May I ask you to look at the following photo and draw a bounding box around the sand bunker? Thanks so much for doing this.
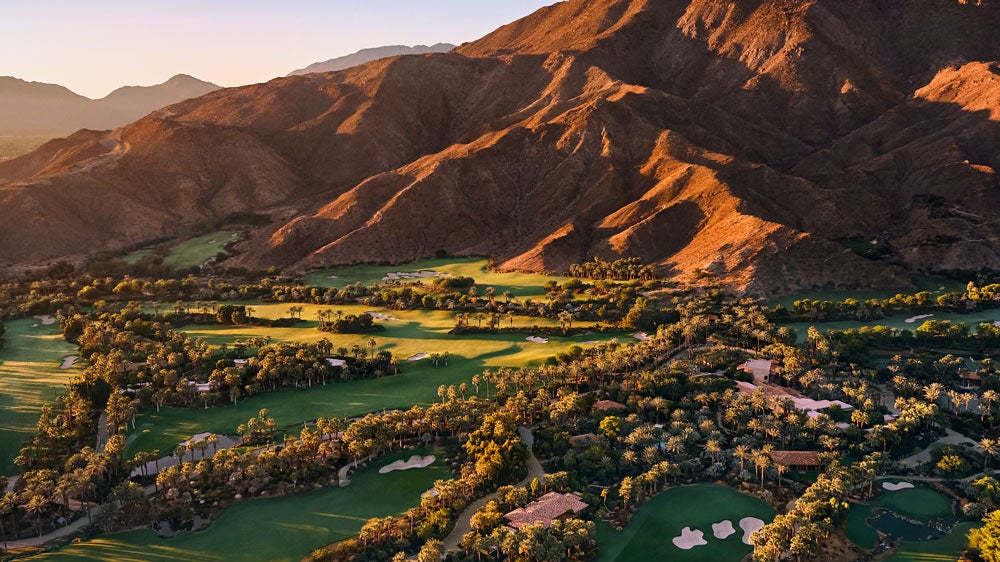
[326,358,347,368]
[60,355,78,369]
[407,353,429,361]
[525,336,548,344]
[672,527,707,549]
[33,315,56,325]
[580,341,598,345]
[366,311,399,321]
[904,314,934,324]
[382,270,453,282]
[882,481,915,491]
[327,275,340,279]
[740,517,765,545]
[379,455,436,474]
[712,520,736,539]
[633,332,650,341]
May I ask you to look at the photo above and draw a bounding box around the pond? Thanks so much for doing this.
[869,511,943,542]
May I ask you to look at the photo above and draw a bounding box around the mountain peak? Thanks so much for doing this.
[287,43,456,76]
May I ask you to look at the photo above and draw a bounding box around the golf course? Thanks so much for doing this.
[0,316,82,474]
[26,448,449,561]
[596,484,776,562]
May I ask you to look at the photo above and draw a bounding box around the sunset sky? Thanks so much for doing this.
[1,0,552,98]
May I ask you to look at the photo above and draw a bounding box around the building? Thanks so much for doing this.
[593,399,626,413]
[740,359,774,384]
[769,450,821,471]
[959,372,983,390]
[504,492,588,529]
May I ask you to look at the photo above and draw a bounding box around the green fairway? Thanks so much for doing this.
[163,231,240,269]
[596,484,776,562]
[886,521,981,562]
[27,448,449,562]
[880,486,953,523]
[303,257,576,298]
[0,317,82,474]
[846,482,954,549]
[128,302,626,456]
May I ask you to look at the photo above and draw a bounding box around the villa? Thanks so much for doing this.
[504,492,588,529]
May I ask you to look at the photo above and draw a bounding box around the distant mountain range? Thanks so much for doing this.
[288,44,455,76]
[0,74,220,136]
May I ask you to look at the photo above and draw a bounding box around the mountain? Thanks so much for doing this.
[0,74,219,136]
[288,44,456,76]
[2,0,1000,293]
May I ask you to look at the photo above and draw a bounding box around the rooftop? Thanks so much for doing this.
[504,492,588,529]
[769,450,821,467]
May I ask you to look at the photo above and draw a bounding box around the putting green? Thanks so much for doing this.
[128,302,625,456]
[0,317,82,474]
[25,448,449,562]
[302,258,576,298]
[886,521,982,562]
[164,231,240,269]
[846,483,954,549]
[596,484,776,562]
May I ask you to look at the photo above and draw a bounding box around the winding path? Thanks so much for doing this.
[442,426,543,551]
[899,428,982,468]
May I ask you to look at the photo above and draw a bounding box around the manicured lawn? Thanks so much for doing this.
[163,231,240,269]
[302,258,576,298]
[845,503,878,548]
[27,448,449,562]
[128,302,626,456]
[846,482,955,549]
[886,521,981,562]
[0,317,82,474]
[880,487,953,523]
[596,484,776,562]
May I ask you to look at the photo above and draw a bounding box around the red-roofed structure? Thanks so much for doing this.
[504,492,588,529]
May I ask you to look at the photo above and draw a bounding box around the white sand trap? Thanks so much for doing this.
[379,455,436,474]
[33,315,56,325]
[31,324,38,328]
[882,481,915,491]
[580,341,599,345]
[672,527,707,549]
[421,488,440,499]
[904,314,934,324]
[407,353,429,361]
[526,336,549,344]
[712,520,736,539]
[60,355,78,369]
[633,332,650,341]
[208,240,216,244]
[326,358,347,368]
[740,517,766,545]
[381,270,452,282]
[366,311,398,321]
[327,275,340,279]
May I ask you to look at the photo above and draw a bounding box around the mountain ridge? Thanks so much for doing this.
[0,74,219,136]
[287,44,456,76]
[2,0,999,293]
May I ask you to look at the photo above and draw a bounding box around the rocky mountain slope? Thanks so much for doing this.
[0,74,219,136]
[288,44,455,76]
[2,0,999,293]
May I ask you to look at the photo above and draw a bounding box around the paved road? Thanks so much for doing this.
[442,426,544,551]
[899,428,981,468]
[4,484,155,552]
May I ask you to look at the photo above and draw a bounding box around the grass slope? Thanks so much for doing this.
[303,258,575,298]
[596,484,776,562]
[128,302,626,456]
[27,448,448,562]
[163,231,240,269]
[886,521,982,562]
[846,483,955,549]
[0,317,82,474]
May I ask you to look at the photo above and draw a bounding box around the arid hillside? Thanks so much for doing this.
[2,0,999,293]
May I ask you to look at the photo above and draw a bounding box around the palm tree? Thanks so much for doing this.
[367,337,377,360]
[981,438,999,470]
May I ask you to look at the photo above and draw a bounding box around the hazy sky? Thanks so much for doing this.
[1,1,553,99]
